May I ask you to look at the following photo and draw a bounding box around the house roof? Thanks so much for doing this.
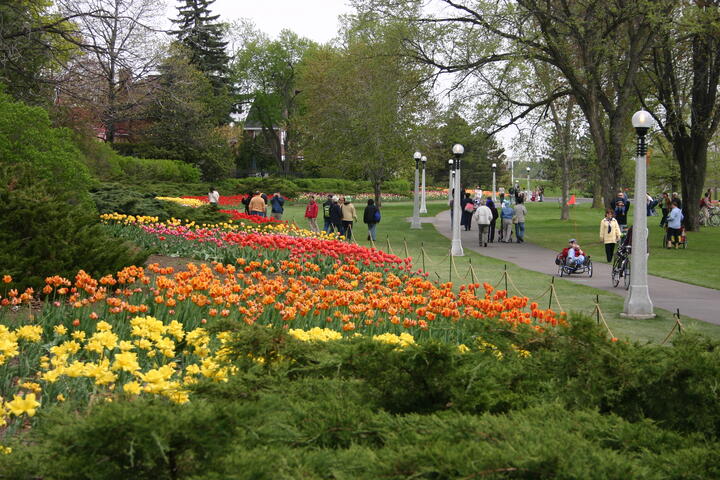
[243,101,282,131]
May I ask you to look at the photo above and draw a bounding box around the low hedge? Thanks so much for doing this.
[3,317,720,479]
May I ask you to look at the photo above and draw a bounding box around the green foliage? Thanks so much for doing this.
[219,177,301,199]
[0,181,148,290]
[91,183,231,224]
[4,319,720,479]
[79,138,201,183]
[0,89,92,201]
[0,92,145,289]
[292,178,411,196]
[142,45,234,180]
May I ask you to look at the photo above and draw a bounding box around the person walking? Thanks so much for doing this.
[613,198,628,228]
[472,200,492,247]
[322,194,333,233]
[513,197,527,243]
[270,192,285,220]
[461,192,474,231]
[242,190,252,214]
[671,192,682,209]
[363,199,380,242]
[500,200,514,243]
[487,198,498,243]
[328,196,343,234]
[208,186,220,210]
[659,192,671,227]
[248,191,266,217]
[340,196,358,240]
[599,209,622,262]
[304,195,319,232]
[666,199,684,248]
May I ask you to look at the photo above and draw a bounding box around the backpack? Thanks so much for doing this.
[323,203,331,218]
[464,202,475,212]
[373,209,381,222]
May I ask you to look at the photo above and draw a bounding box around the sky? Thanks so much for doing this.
[166,0,355,44]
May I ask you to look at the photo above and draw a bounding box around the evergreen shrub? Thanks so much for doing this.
[78,137,201,183]
[91,183,231,223]
[4,319,720,479]
[0,92,147,289]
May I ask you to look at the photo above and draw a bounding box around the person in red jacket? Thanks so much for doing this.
[559,239,585,268]
[304,195,319,232]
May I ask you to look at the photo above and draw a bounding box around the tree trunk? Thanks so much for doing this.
[560,161,570,220]
[675,136,709,231]
[373,180,382,208]
[584,104,618,207]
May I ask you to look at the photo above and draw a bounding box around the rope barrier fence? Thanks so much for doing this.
[377,237,686,345]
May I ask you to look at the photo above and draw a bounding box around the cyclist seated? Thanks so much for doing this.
[560,239,585,268]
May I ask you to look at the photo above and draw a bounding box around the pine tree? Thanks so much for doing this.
[170,0,230,90]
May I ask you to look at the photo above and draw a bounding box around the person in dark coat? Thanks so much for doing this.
[322,194,333,233]
[363,199,380,241]
[328,195,343,234]
[487,198,498,243]
[461,192,474,231]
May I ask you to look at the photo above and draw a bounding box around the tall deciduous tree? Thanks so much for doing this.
[356,0,673,206]
[143,45,233,180]
[232,26,313,174]
[297,16,433,204]
[58,0,164,143]
[640,1,720,230]
[0,0,79,104]
[171,0,230,91]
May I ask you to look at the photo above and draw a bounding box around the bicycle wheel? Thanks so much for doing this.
[709,213,720,227]
[624,261,631,290]
[587,260,593,278]
[611,258,622,287]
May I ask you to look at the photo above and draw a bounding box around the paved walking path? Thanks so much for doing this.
[432,210,720,325]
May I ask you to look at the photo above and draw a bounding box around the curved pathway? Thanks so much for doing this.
[432,210,720,325]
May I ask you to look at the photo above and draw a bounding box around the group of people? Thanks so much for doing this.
[240,191,286,220]
[456,190,528,246]
[303,194,381,241]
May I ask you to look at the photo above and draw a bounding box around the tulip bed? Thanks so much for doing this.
[101,213,414,275]
[0,255,560,442]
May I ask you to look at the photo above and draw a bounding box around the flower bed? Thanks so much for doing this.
[0,263,560,432]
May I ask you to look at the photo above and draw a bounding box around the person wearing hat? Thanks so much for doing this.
[340,195,357,239]
[329,195,343,234]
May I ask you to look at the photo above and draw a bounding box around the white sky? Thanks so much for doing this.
[165,0,355,44]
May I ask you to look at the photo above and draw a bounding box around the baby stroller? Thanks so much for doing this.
[661,225,688,249]
[555,252,593,277]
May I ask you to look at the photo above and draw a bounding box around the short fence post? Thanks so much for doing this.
[504,264,508,292]
[548,277,555,310]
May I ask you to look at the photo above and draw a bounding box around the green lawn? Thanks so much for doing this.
[518,201,720,290]
[278,199,720,343]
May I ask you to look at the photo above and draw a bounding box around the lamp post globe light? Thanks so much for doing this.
[491,163,497,203]
[411,151,422,229]
[623,110,655,319]
[448,159,454,204]
[526,166,531,193]
[420,156,428,214]
[451,144,465,256]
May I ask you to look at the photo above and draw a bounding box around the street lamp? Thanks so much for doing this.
[448,159,454,204]
[491,163,497,203]
[623,110,655,318]
[411,151,422,229]
[451,144,464,256]
[420,156,428,213]
[526,166,531,193]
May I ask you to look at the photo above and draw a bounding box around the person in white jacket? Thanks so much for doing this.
[472,201,493,247]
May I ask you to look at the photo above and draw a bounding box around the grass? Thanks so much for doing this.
[275,199,720,343]
[522,201,720,290]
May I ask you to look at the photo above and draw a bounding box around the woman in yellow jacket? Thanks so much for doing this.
[600,209,622,262]
[340,196,358,240]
